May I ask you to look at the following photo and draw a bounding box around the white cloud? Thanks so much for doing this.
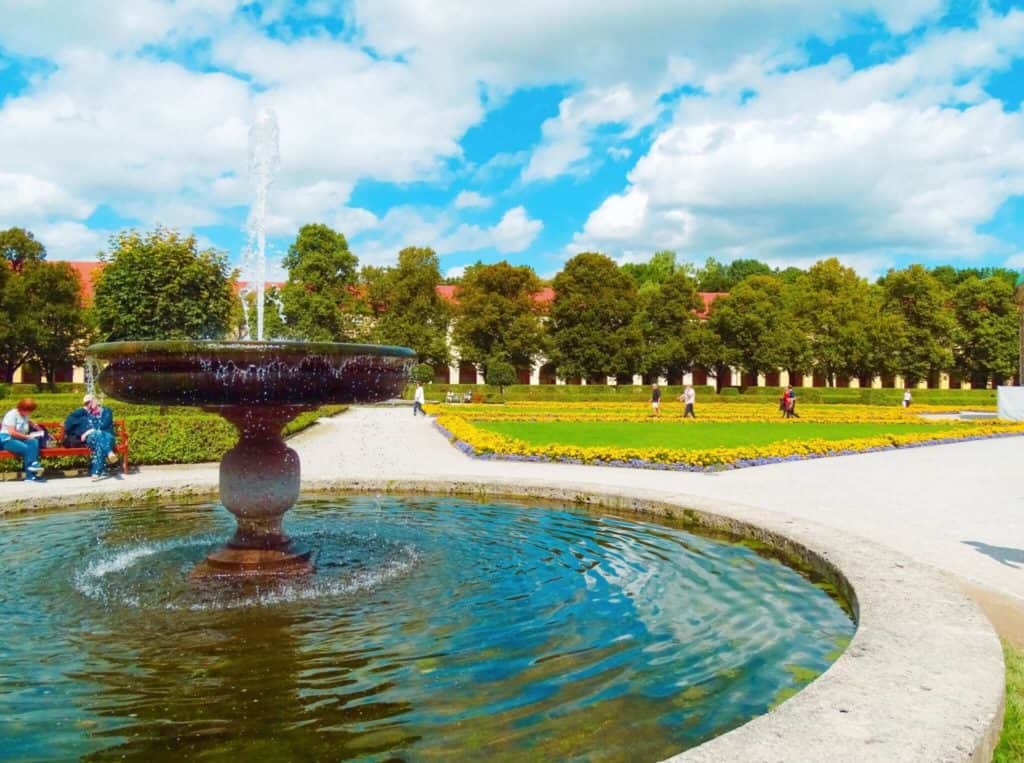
[570,11,1024,266]
[439,206,542,254]
[1005,253,1024,271]
[445,265,466,279]
[34,221,108,260]
[0,172,93,221]
[453,190,492,209]
[607,146,632,161]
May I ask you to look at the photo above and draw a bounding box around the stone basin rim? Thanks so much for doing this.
[0,477,1005,762]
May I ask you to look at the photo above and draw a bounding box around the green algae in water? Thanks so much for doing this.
[0,496,855,761]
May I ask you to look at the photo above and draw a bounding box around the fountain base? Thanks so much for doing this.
[191,542,313,578]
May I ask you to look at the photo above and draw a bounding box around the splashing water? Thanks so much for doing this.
[239,108,281,341]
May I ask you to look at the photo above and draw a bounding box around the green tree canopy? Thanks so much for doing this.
[951,276,1019,387]
[369,246,450,365]
[697,257,773,291]
[20,261,93,389]
[280,223,362,342]
[0,256,30,382]
[636,269,705,379]
[549,252,641,380]
[484,358,516,393]
[620,250,682,290]
[792,258,872,385]
[878,265,955,385]
[94,227,234,341]
[707,274,801,381]
[0,227,46,272]
[451,261,547,371]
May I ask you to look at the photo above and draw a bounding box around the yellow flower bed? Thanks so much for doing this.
[433,410,1024,469]
[427,401,979,425]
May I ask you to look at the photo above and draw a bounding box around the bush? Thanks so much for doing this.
[410,363,435,385]
[484,360,516,392]
[719,387,740,396]
[0,405,346,473]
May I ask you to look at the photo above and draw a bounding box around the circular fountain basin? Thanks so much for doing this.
[87,340,416,407]
[0,495,853,761]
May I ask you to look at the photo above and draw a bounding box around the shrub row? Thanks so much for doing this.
[0,383,86,397]
[0,406,345,474]
[406,382,999,406]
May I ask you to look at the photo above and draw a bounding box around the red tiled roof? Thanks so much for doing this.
[696,291,727,319]
[435,283,555,306]
[64,261,104,305]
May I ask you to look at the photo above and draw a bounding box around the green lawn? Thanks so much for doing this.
[475,421,962,449]
[997,640,1024,761]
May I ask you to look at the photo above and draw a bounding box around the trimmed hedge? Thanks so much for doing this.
[407,382,1000,406]
[0,405,346,473]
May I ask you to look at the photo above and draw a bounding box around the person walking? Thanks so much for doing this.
[63,394,116,480]
[1,398,46,482]
[902,388,912,408]
[783,386,800,419]
[650,384,662,417]
[412,382,426,417]
[679,385,696,419]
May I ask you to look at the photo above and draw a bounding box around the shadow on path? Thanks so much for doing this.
[964,540,1024,569]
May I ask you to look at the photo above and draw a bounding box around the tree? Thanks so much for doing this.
[707,275,797,382]
[410,362,435,384]
[20,261,92,389]
[484,358,516,394]
[549,252,641,381]
[280,223,363,342]
[636,269,705,380]
[792,259,872,385]
[94,228,234,341]
[620,250,681,290]
[369,247,450,365]
[877,265,955,385]
[951,276,1019,387]
[696,257,774,291]
[451,261,547,372]
[0,227,46,272]
[0,262,31,382]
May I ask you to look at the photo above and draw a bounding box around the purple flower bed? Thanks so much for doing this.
[431,420,1024,473]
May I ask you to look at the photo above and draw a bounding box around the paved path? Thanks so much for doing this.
[5,407,1023,608]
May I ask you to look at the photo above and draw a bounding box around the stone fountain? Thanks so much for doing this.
[87,340,414,576]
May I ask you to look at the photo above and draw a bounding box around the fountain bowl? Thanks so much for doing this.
[86,340,417,578]
[87,340,416,408]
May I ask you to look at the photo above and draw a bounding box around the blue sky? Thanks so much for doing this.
[1,0,1023,280]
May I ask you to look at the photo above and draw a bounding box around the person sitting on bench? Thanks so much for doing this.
[1,398,46,482]
[64,394,116,481]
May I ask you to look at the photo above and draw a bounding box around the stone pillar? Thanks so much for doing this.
[530,363,541,386]
[779,370,790,386]
[683,372,693,385]
[939,373,950,390]
[657,376,669,386]
[556,377,566,386]
[803,374,814,388]
[580,378,587,386]
[849,377,861,388]
[633,374,643,386]
[607,376,617,386]
[476,367,485,385]
[73,365,85,383]
[756,373,766,387]
[449,364,460,384]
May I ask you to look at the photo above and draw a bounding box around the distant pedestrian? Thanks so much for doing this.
[679,385,696,419]
[902,389,912,408]
[783,386,800,419]
[651,384,662,417]
[413,382,426,417]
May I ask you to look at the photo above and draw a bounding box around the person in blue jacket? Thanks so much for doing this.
[64,394,116,481]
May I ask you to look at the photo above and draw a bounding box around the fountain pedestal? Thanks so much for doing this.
[193,405,314,577]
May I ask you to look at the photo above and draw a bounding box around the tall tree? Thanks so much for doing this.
[878,265,955,385]
[636,269,705,380]
[0,227,46,272]
[21,261,92,389]
[951,276,1019,387]
[707,275,798,381]
[280,223,362,342]
[549,252,641,381]
[696,257,774,291]
[792,258,872,385]
[620,250,681,290]
[451,261,546,372]
[0,261,31,382]
[94,228,234,341]
[369,247,450,365]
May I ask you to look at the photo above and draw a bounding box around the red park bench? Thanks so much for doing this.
[0,419,130,475]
